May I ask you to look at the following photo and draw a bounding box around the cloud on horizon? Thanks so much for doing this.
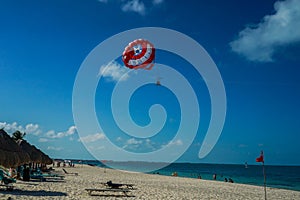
[47,146,63,151]
[45,126,77,139]
[0,121,41,135]
[167,139,183,146]
[0,121,82,158]
[120,137,158,151]
[230,0,300,62]
[38,138,52,143]
[0,121,78,142]
[79,133,106,143]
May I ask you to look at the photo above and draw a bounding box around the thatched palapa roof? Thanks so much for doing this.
[0,129,31,168]
[17,139,53,165]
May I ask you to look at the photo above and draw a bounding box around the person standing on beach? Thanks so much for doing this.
[213,174,217,180]
[8,168,17,179]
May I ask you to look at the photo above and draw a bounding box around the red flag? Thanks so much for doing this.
[256,151,264,163]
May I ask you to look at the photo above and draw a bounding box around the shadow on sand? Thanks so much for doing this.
[90,193,135,198]
[0,189,67,197]
[28,179,66,183]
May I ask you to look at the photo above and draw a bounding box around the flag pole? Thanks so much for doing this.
[262,161,267,200]
[256,150,267,200]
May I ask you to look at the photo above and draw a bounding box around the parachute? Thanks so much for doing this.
[122,39,155,70]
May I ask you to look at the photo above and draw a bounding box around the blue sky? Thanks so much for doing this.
[1,0,300,165]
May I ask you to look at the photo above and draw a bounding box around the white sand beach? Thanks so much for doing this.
[1,164,300,200]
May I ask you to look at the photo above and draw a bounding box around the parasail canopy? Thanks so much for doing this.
[122,39,155,70]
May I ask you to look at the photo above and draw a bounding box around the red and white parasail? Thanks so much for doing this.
[122,39,155,70]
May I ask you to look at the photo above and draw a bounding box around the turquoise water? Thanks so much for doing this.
[152,163,300,191]
[77,160,300,192]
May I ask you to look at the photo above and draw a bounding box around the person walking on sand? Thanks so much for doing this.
[213,174,217,180]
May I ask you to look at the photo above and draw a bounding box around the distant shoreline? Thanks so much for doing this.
[52,160,300,192]
[54,159,300,167]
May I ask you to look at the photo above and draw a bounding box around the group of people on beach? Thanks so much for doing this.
[224,177,234,183]
[53,160,75,168]
[213,173,234,183]
[168,172,234,183]
[0,167,16,185]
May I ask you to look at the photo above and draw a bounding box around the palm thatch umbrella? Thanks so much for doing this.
[16,139,53,165]
[35,148,53,165]
[0,129,31,168]
[41,153,53,165]
[16,139,43,163]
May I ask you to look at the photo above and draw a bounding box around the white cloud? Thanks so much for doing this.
[45,126,77,139]
[144,138,156,151]
[47,146,63,151]
[0,122,19,132]
[99,61,130,82]
[121,0,146,15]
[230,0,300,62]
[98,0,164,15]
[66,126,76,136]
[25,123,41,135]
[122,138,143,150]
[121,138,158,151]
[79,133,105,143]
[152,0,164,5]
[0,121,41,135]
[168,139,183,146]
[38,138,50,143]
[1,121,78,144]
[45,130,56,138]
[88,145,105,151]
[127,138,143,145]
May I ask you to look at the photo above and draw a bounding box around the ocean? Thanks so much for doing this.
[76,160,300,192]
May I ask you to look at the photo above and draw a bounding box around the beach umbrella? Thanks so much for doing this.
[0,129,31,168]
[38,149,53,165]
[16,139,53,165]
[16,139,43,163]
[31,145,53,165]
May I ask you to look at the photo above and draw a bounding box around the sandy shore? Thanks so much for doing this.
[1,164,300,200]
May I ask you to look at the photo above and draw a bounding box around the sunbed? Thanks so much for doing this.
[62,168,78,176]
[85,180,135,196]
[85,188,131,196]
[0,169,15,190]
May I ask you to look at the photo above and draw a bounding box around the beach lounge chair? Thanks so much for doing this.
[105,180,135,189]
[62,168,78,176]
[33,169,64,180]
[85,180,135,196]
[0,169,15,190]
[29,174,46,182]
[85,188,131,196]
[40,172,64,180]
[0,182,14,191]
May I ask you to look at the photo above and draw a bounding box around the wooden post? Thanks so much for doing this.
[262,162,267,200]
